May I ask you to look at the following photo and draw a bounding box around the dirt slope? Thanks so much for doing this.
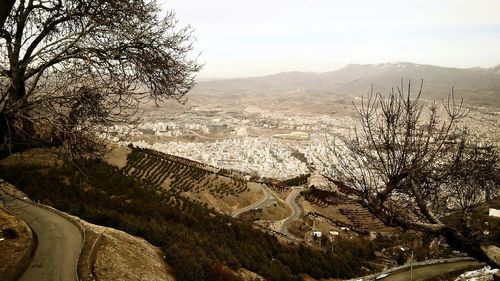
[0,205,33,281]
[75,218,176,281]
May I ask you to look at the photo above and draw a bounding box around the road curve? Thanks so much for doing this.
[231,184,274,218]
[3,193,83,281]
[378,260,481,281]
[280,188,302,237]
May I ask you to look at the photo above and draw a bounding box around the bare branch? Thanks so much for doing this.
[326,80,499,266]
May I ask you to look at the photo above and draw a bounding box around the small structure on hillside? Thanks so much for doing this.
[312,231,322,238]
[489,208,500,218]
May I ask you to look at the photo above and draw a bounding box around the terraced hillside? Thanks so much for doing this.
[302,186,388,233]
[121,146,259,213]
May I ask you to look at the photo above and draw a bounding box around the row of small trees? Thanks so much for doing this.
[124,147,248,198]
[280,173,311,187]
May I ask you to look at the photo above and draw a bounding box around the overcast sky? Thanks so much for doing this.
[158,0,500,79]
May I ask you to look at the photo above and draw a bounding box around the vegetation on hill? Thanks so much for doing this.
[0,159,375,281]
[124,146,248,199]
[264,174,311,193]
[280,174,311,187]
[301,187,387,232]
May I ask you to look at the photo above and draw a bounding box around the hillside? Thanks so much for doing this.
[75,218,175,281]
[1,182,175,281]
[113,145,263,214]
[186,62,500,109]
[0,157,376,281]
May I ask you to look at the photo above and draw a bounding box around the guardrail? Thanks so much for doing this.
[346,257,477,281]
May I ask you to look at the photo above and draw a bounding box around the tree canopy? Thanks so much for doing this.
[0,0,200,158]
[326,81,500,267]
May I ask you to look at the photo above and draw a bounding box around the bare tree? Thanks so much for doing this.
[326,80,499,267]
[0,0,200,158]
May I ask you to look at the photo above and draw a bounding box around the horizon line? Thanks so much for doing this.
[196,61,500,81]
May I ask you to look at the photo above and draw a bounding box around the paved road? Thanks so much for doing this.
[378,260,481,281]
[3,193,83,281]
[232,184,274,218]
[280,188,302,237]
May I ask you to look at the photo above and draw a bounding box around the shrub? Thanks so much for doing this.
[2,227,18,239]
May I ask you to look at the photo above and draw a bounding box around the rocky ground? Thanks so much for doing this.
[454,266,499,281]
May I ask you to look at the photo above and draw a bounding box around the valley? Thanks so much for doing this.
[1,62,499,281]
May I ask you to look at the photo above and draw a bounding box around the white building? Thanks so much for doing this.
[489,208,500,218]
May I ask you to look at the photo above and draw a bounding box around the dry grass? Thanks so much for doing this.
[300,197,351,224]
[288,217,310,238]
[220,182,264,212]
[269,187,291,201]
[185,182,263,215]
[0,148,61,167]
[103,145,131,169]
[261,200,291,221]
[237,268,265,280]
[0,206,33,281]
[75,218,176,281]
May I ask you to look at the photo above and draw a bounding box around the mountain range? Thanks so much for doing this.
[188,62,500,108]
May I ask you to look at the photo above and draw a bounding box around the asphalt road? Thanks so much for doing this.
[3,194,83,281]
[378,260,481,281]
[231,184,274,218]
[280,188,302,237]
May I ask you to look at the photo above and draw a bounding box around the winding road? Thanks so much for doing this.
[231,184,274,218]
[231,184,304,240]
[279,188,303,237]
[2,191,83,281]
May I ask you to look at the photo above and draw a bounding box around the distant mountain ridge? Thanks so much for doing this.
[190,62,500,107]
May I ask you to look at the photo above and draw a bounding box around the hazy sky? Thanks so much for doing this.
[159,0,500,78]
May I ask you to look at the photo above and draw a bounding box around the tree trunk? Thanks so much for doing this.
[7,70,26,110]
[0,74,36,159]
[442,226,500,268]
